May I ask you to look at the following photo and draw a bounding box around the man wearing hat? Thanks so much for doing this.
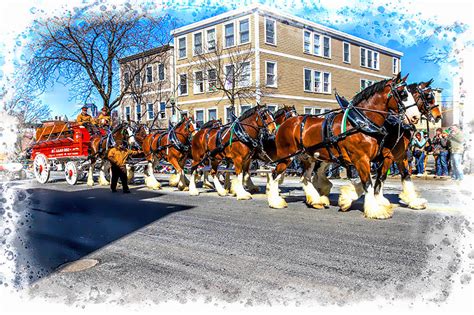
[107,141,142,193]
[76,106,94,125]
[96,107,111,128]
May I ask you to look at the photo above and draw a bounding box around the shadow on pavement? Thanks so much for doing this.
[13,186,193,286]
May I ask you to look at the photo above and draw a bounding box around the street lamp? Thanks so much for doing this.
[169,97,178,125]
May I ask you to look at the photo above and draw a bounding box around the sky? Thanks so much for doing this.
[0,0,472,117]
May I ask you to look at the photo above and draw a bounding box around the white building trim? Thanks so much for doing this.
[266,93,338,103]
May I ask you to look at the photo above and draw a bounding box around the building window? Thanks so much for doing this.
[179,74,187,95]
[239,19,249,44]
[343,42,350,63]
[134,71,140,87]
[305,107,328,115]
[124,72,130,87]
[323,36,331,58]
[224,22,235,48]
[225,106,234,123]
[360,48,366,67]
[146,66,153,83]
[178,37,186,59]
[239,62,251,87]
[207,69,217,92]
[360,79,375,90]
[373,52,379,69]
[158,64,165,81]
[265,18,276,45]
[158,102,166,119]
[304,107,313,115]
[314,71,321,93]
[313,33,320,55]
[208,108,217,121]
[194,70,204,94]
[392,57,399,74]
[224,64,235,89]
[323,72,331,93]
[195,109,204,128]
[125,106,131,121]
[240,105,251,115]
[207,28,216,52]
[304,30,311,53]
[193,32,203,55]
[265,61,277,87]
[367,50,373,69]
[147,103,154,120]
[304,69,312,92]
[136,104,141,121]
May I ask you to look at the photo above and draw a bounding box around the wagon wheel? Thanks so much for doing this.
[64,161,80,185]
[33,154,50,184]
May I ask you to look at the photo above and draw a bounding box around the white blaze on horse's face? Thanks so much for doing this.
[127,125,137,146]
[403,86,421,124]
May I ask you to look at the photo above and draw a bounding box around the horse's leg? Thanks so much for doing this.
[338,165,365,211]
[313,161,332,207]
[233,156,252,200]
[398,160,427,209]
[144,157,161,189]
[188,163,200,196]
[267,160,289,208]
[169,156,188,191]
[87,160,95,186]
[244,171,260,194]
[169,171,180,187]
[224,172,232,192]
[373,158,393,211]
[211,160,228,196]
[300,158,326,209]
[202,169,214,189]
[98,161,110,186]
[354,157,393,219]
[126,164,134,184]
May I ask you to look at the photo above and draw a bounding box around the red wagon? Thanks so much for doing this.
[30,121,102,185]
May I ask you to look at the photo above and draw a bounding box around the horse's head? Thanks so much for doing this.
[274,105,298,126]
[255,105,277,134]
[387,72,421,125]
[409,79,442,124]
[175,115,197,137]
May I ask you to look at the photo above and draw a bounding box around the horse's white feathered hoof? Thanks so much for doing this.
[269,196,288,209]
[408,198,427,210]
[98,177,109,186]
[319,195,330,207]
[376,195,391,207]
[338,185,358,211]
[145,176,161,190]
[169,174,179,187]
[364,202,394,220]
[217,189,228,197]
[237,192,252,200]
[189,188,200,196]
[87,179,94,186]
[306,195,324,209]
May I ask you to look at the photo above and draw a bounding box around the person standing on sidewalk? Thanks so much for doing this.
[411,131,428,176]
[448,125,465,181]
[107,143,142,193]
[432,128,450,178]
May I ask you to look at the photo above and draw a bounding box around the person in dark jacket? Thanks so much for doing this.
[432,128,450,177]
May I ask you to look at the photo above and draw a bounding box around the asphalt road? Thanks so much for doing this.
[3,174,473,308]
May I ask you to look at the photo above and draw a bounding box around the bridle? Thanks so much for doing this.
[416,86,439,122]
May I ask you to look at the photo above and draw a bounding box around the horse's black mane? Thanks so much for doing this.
[352,79,389,106]
[238,105,261,121]
[407,82,418,93]
[274,105,294,118]
[200,119,220,129]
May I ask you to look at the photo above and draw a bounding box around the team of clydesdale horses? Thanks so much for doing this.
[87,72,442,220]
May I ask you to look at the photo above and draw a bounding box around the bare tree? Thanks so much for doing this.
[25,5,172,112]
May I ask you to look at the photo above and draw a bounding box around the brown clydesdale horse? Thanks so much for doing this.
[188,105,276,199]
[140,116,196,190]
[86,122,138,186]
[266,73,420,219]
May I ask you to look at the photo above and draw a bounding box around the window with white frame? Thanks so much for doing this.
[392,57,399,74]
[147,103,154,120]
[159,102,166,119]
[179,74,188,95]
[360,47,379,69]
[207,28,216,52]
[265,18,276,45]
[239,62,251,87]
[314,70,321,93]
[224,64,235,89]
[178,37,186,59]
[194,70,204,94]
[146,66,153,83]
[304,69,312,92]
[225,106,234,123]
[265,61,277,87]
[134,71,140,87]
[208,108,217,121]
[124,72,130,87]
[207,68,217,92]
[323,72,331,93]
[305,107,328,115]
[239,19,249,44]
[304,30,311,53]
[158,63,165,81]
[195,109,204,128]
[267,105,278,113]
[343,42,351,63]
[193,32,203,55]
[125,106,131,121]
[323,36,331,58]
[240,105,251,115]
[313,33,320,55]
[360,79,375,90]
[136,104,142,121]
[224,23,235,48]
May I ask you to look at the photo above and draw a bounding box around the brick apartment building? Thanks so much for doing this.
[119,4,404,127]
